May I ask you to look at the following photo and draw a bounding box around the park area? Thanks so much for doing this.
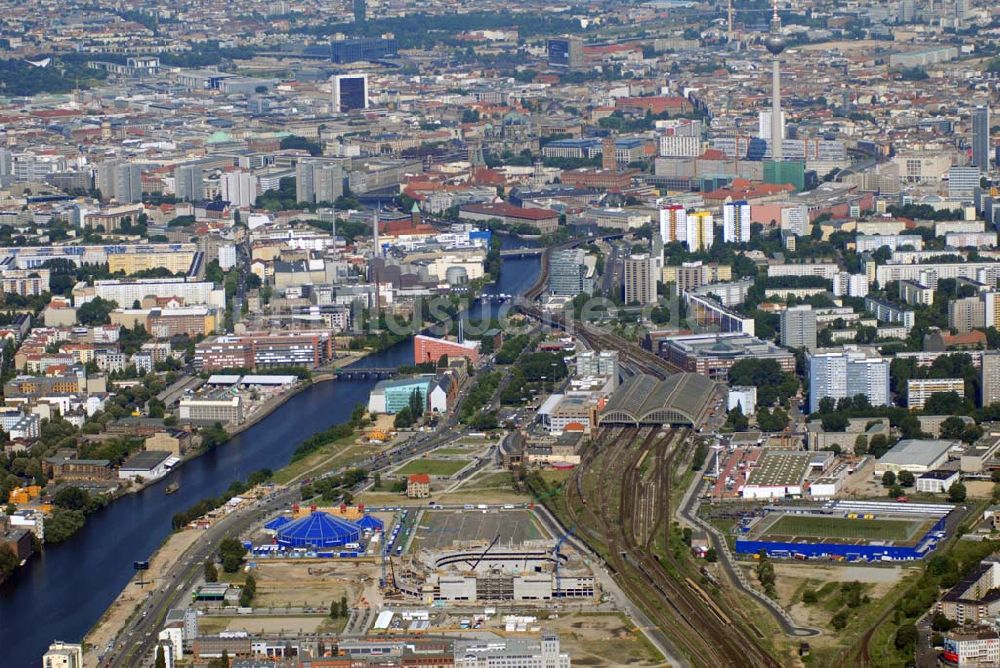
[761,514,926,544]
[395,458,469,477]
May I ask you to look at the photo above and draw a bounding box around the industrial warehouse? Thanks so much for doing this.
[598,373,720,428]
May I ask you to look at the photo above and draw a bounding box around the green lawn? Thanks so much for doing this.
[765,515,919,542]
[432,447,474,456]
[395,459,469,477]
[467,471,515,489]
[271,433,360,485]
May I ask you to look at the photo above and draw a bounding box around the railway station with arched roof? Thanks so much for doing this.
[598,373,720,428]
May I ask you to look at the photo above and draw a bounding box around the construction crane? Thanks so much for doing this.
[469,532,501,571]
[552,527,575,597]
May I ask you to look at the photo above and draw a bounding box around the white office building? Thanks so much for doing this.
[218,245,237,271]
[728,386,757,415]
[43,642,83,668]
[220,169,258,208]
[454,633,571,668]
[576,350,620,380]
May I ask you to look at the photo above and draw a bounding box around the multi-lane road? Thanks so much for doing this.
[105,489,298,667]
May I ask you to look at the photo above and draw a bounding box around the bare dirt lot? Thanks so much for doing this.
[250,560,379,610]
[540,611,666,667]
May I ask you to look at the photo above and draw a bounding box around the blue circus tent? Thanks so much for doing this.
[276,511,362,548]
[356,514,384,532]
[264,515,292,531]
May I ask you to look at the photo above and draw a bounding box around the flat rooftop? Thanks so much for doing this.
[747,451,811,488]
[879,439,954,467]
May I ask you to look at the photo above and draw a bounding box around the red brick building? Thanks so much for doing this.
[458,202,560,234]
[559,168,636,191]
[413,335,480,366]
[614,96,693,116]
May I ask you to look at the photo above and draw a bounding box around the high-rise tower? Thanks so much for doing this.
[973,106,991,175]
[765,1,786,162]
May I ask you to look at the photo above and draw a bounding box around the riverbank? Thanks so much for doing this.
[82,421,375,664]
[122,352,368,492]
[82,529,203,667]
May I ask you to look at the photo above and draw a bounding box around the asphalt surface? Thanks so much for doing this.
[601,243,622,298]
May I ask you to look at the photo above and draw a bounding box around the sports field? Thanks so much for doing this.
[395,458,468,477]
[763,515,922,542]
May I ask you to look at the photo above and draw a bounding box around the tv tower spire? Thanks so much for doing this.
[765,0,786,161]
[727,0,734,43]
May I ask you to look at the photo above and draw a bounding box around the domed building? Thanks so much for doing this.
[276,511,362,548]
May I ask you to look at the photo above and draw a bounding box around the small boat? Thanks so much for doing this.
[165,482,180,495]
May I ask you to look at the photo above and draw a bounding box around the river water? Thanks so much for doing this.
[0,248,539,665]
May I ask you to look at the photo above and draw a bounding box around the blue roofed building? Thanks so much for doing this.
[276,511,362,548]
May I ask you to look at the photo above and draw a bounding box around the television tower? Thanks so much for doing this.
[727,0,734,43]
[765,0,786,161]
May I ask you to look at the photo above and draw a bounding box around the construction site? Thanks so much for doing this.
[384,508,595,603]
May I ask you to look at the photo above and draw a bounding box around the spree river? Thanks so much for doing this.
[1,248,539,666]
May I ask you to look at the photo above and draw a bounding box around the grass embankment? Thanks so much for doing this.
[394,459,469,477]
[271,433,362,485]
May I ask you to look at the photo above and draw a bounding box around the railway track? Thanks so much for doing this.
[515,303,682,379]
[561,427,780,667]
[517,243,683,379]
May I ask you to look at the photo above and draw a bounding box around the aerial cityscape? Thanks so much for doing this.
[2,0,1000,666]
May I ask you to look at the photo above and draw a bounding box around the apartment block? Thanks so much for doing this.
[807,346,890,413]
[685,211,714,251]
[662,261,731,292]
[780,305,817,350]
[722,200,751,243]
[832,272,869,298]
[898,280,933,306]
[907,378,965,411]
[624,255,657,305]
[767,263,840,280]
[982,351,1000,407]
[949,296,985,333]
[683,293,755,336]
[658,204,687,244]
[865,297,916,331]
